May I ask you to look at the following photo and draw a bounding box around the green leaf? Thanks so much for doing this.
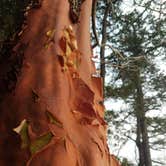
[45,111,63,128]
[30,132,53,155]
[13,119,29,149]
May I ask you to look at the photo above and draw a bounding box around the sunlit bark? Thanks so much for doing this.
[0,0,120,165]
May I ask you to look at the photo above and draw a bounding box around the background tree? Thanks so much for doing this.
[100,0,166,165]
[91,0,166,165]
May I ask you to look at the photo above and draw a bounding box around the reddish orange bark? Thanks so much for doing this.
[0,0,120,165]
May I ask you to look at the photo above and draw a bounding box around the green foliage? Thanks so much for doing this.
[105,83,135,99]
[0,0,31,62]
[95,0,166,164]
[121,158,135,166]
[30,132,53,155]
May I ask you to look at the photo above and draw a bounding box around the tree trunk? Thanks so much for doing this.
[135,71,152,166]
[0,0,120,165]
[100,2,111,96]
[136,107,145,166]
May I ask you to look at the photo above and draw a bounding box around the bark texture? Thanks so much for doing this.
[0,0,120,165]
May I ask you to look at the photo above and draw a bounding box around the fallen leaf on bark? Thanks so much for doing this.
[66,43,72,57]
[30,132,53,155]
[44,29,55,49]
[44,43,49,49]
[46,29,55,38]
[58,26,81,72]
[13,119,30,149]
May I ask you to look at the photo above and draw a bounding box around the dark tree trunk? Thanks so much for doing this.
[136,107,145,166]
[135,71,152,166]
[100,3,111,96]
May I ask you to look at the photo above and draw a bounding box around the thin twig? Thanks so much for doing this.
[135,2,166,15]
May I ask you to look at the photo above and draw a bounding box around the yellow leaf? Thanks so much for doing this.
[65,26,77,49]
[64,30,70,43]
[13,119,29,149]
[45,111,63,128]
[66,43,72,57]
[46,29,55,38]
[30,132,53,155]
[44,43,49,49]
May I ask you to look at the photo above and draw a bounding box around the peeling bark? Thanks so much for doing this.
[0,0,120,165]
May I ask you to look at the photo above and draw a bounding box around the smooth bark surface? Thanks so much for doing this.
[0,0,120,165]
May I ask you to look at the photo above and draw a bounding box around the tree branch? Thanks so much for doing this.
[92,0,99,48]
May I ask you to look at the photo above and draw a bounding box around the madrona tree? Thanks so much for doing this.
[0,0,120,165]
